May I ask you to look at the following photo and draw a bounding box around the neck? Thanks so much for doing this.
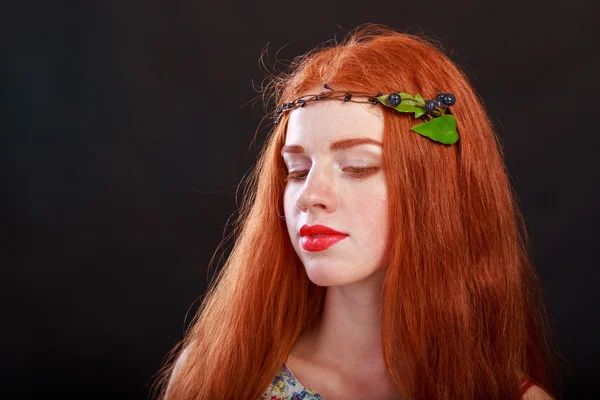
[293,269,387,374]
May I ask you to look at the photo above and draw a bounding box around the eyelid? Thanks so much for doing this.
[284,166,380,182]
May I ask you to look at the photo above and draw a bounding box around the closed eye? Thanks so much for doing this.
[284,167,380,182]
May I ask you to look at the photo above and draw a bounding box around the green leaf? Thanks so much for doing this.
[399,99,418,107]
[413,108,425,118]
[399,92,415,100]
[394,104,423,114]
[410,115,459,145]
[414,94,425,105]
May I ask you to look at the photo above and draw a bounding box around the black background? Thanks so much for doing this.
[2,1,599,398]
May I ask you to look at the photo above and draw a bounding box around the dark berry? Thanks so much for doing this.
[387,93,401,106]
[425,100,437,113]
[435,93,446,102]
[435,98,444,108]
[442,93,456,106]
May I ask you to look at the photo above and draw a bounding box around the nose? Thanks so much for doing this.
[296,167,338,213]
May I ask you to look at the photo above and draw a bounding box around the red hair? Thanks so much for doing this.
[154,24,563,399]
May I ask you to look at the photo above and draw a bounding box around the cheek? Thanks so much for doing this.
[283,186,293,214]
[350,183,387,217]
[351,191,388,245]
[283,186,298,227]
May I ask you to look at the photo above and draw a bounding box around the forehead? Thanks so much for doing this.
[284,92,384,149]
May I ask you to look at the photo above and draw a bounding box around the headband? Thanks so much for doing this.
[274,84,459,145]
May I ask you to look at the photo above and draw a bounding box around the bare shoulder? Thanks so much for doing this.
[521,384,554,400]
[170,346,191,380]
[164,345,192,397]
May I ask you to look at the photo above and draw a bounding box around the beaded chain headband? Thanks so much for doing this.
[274,84,459,145]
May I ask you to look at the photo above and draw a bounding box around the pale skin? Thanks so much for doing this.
[280,85,553,400]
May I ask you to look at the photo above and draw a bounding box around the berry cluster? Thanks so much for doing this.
[385,91,455,115]
[425,93,456,113]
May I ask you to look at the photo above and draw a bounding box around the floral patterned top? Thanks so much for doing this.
[260,362,323,400]
[260,363,536,399]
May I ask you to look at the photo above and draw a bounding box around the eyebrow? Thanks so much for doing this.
[281,137,382,156]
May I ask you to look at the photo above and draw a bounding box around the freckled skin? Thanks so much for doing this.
[283,86,389,287]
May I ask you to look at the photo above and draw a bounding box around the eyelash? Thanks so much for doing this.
[284,167,379,182]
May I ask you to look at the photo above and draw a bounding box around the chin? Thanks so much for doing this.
[302,263,343,287]
[302,263,370,287]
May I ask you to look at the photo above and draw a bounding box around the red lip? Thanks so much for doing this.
[299,224,348,252]
[300,224,347,236]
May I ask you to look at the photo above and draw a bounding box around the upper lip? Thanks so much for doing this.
[300,224,348,236]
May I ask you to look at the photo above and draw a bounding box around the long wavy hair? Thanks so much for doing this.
[154,23,563,399]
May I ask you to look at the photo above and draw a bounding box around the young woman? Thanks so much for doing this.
[155,24,563,399]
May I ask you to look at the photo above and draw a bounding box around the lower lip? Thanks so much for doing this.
[300,235,348,251]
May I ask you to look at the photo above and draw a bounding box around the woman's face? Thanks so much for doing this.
[282,89,389,286]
